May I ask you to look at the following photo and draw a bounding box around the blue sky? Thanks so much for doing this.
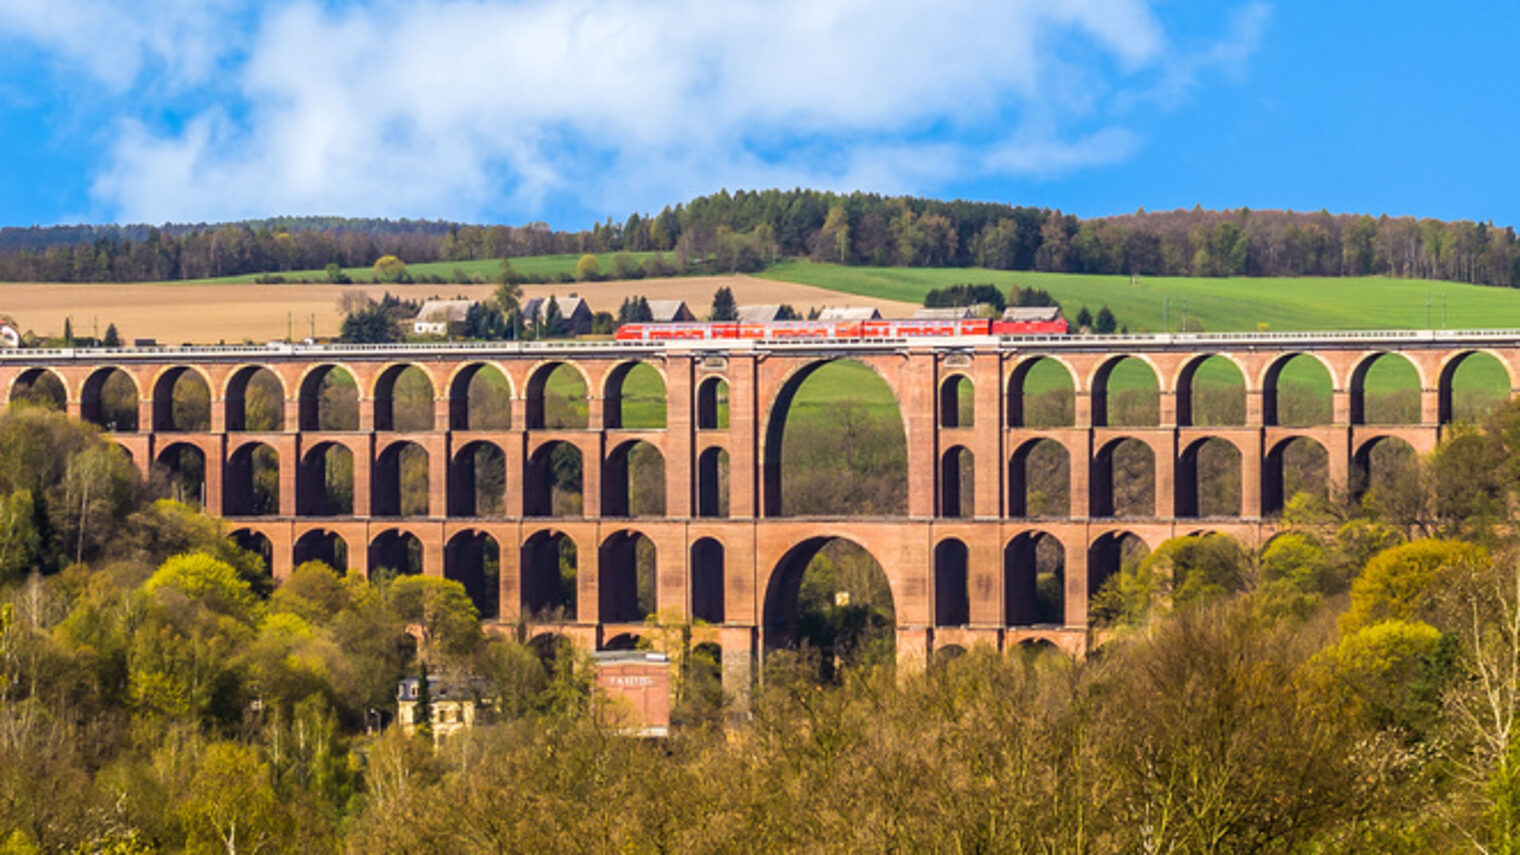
[0,1,1515,230]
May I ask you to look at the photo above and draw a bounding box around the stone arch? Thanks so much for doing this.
[448,440,506,517]
[1176,354,1247,426]
[229,528,273,576]
[1353,435,1420,504]
[930,644,968,668]
[9,367,67,410]
[698,446,729,518]
[697,376,729,430]
[1439,349,1512,424]
[761,536,896,667]
[1090,355,1161,427]
[603,360,668,429]
[940,445,975,518]
[603,439,665,517]
[933,538,970,627]
[1087,531,1150,613]
[297,364,359,431]
[294,529,348,572]
[525,441,583,517]
[369,528,424,578]
[1009,438,1071,517]
[601,633,645,651]
[599,530,657,623]
[1176,436,1243,518]
[81,366,139,431]
[939,374,973,427]
[445,529,500,620]
[154,441,206,506]
[691,537,725,623]
[1261,352,1335,426]
[224,441,279,516]
[1007,356,1076,427]
[447,362,513,431]
[1263,436,1330,514]
[373,440,430,517]
[1005,532,1065,626]
[525,361,590,429]
[761,357,907,517]
[224,365,285,432]
[1350,352,1422,425]
[373,363,435,432]
[1092,437,1155,517]
[297,441,354,516]
[151,365,213,432]
[521,529,577,620]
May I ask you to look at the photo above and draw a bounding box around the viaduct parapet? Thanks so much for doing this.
[4,329,1515,694]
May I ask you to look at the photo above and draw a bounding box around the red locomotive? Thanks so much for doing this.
[614,311,1068,342]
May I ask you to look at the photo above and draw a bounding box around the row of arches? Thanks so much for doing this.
[158,429,1412,523]
[14,346,1507,442]
[245,527,1097,636]
[12,359,711,433]
[970,350,1512,428]
[163,436,712,520]
[942,433,1415,519]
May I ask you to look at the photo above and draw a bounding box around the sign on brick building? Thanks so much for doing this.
[592,651,671,737]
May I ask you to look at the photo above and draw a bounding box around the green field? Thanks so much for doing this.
[759,260,1520,333]
[181,252,665,285]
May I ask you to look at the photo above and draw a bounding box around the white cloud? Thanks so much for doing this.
[0,0,241,90]
[63,0,1265,222]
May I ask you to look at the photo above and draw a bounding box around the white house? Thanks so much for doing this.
[411,299,474,337]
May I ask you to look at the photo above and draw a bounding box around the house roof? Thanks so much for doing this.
[414,299,474,324]
[912,306,978,320]
[645,299,692,322]
[522,295,591,318]
[816,306,881,320]
[1002,306,1064,322]
[736,304,783,323]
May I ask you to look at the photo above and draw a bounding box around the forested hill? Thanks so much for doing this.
[0,216,464,252]
[2,189,1516,288]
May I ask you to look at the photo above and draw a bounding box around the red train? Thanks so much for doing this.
[614,316,1068,342]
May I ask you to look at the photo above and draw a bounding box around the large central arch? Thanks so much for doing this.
[761,536,896,679]
[761,359,907,517]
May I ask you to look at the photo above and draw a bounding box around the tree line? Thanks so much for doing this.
[4,189,1519,287]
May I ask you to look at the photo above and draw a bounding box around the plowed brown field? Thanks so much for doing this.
[0,275,918,343]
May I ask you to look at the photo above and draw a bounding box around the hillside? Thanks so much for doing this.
[759,261,1520,332]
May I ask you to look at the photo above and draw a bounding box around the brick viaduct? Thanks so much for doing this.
[2,330,1516,696]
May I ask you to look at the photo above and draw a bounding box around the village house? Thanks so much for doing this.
[645,299,695,322]
[521,295,595,335]
[411,299,474,337]
[396,674,494,741]
[735,304,784,323]
[816,306,882,321]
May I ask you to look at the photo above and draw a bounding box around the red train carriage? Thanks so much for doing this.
[613,313,1066,341]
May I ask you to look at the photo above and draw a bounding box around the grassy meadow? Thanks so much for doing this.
[759,260,1520,332]
[178,252,668,285]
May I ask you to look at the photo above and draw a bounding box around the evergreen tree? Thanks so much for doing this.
[542,296,569,338]
[103,323,120,347]
[414,662,433,742]
[1095,305,1118,334]
[1075,306,1094,331]
[710,286,738,321]
[63,317,72,346]
[340,304,395,343]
